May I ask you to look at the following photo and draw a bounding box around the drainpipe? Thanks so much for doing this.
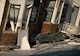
[51,0,61,24]
[58,0,65,24]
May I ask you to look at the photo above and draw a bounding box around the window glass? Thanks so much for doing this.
[70,6,79,25]
[10,8,14,19]
[60,4,68,23]
[5,4,20,31]
[44,1,55,22]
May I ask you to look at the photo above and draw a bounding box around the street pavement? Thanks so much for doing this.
[0,43,80,56]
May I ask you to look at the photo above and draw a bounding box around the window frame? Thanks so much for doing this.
[4,4,21,32]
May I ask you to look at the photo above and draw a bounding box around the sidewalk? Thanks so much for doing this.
[0,41,80,56]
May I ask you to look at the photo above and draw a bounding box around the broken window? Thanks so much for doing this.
[60,4,68,23]
[5,4,20,31]
[70,6,79,25]
[43,1,55,22]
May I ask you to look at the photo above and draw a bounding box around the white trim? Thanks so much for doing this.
[27,4,33,8]
[10,21,15,31]
[51,0,61,24]
[15,0,26,32]
[25,4,33,30]
[58,0,65,24]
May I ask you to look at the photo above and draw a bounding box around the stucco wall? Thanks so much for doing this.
[0,0,6,25]
[68,0,80,7]
[73,0,80,7]
[9,0,33,5]
[9,0,22,5]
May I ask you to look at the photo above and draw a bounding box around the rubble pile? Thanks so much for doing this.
[0,32,17,52]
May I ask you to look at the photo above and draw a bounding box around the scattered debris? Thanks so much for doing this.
[35,32,65,44]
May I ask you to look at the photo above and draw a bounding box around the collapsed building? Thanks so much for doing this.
[0,0,80,51]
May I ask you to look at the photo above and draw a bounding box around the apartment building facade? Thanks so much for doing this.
[0,0,80,50]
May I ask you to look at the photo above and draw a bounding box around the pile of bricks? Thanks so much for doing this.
[0,32,17,52]
[41,22,59,34]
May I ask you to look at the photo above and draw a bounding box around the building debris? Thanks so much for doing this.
[0,0,80,51]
